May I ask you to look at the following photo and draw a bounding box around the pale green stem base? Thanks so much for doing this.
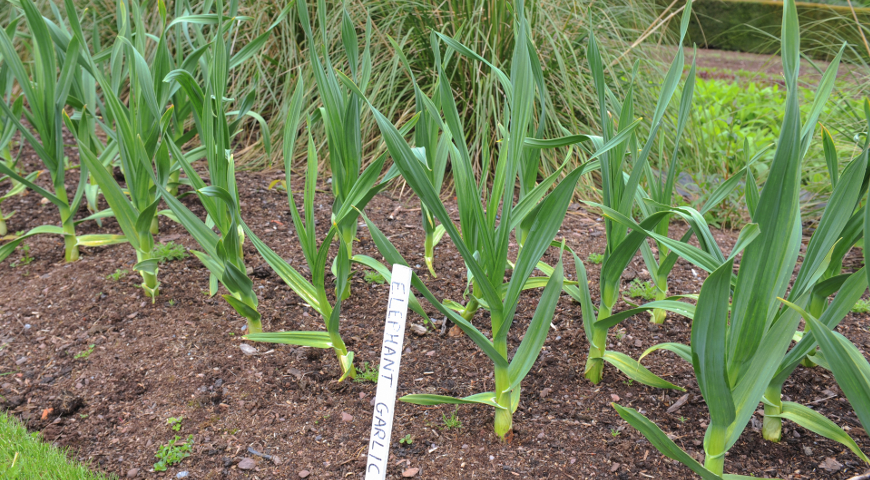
[584,307,611,384]
[651,287,668,324]
[0,216,6,236]
[141,270,159,302]
[336,348,356,381]
[762,386,783,442]
[59,185,79,262]
[136,251,160,302]
[461,298,480,323]
[150,216,159,236]
[494,340,512,439]
[62,220,79,263]
[246,318,263,335]
[424,232,437,278]
[168,171,180,197]
[704,424,726,476]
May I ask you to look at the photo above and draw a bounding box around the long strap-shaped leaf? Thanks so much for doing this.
[505,244,564,393]
[692,259,736,429]
[613,404,724,480]
[360,211,508,370]
[727,0,807,382]
[768,401,869,463]
[792,307,870,439]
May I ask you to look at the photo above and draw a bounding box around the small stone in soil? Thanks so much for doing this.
[176,472,189,478]
[126,468,139,478]
[410,324,427,336]
[610,463,620,472]
[611,394,620,402]
[299,470,310,478]
[341,412,353,422]
[239,344,257,355]
[819,457,843,472]
[402,467,420,477]
[238,457,256,470]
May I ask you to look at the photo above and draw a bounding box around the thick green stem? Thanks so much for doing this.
[246,316,263,335]
[0,215,6,236]
[168,170,180,197]
[62,217,79,262]
[493,339,512,438]
[337,226,354,301]
[461,297,480,322]
[136,250,160,302]
[703,424,727,476]
[57,183,79,262]
[150,216,159,235]
[651,286,668,324]
[424,231,437,278]
[584,306,611,384]
[762,385,783,442]
[332,336,356,381]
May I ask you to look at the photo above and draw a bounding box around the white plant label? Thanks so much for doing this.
[365,264,413,480]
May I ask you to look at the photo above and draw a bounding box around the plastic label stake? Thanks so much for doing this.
[365,264,413,480]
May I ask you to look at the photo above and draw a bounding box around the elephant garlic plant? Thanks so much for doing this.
[296,0,376,300]
[614,1,870,477]
[577,0,704,386]
[242,76,425,381]
[136,0,282,334]
[346,0,639,438]
[62,0,188,301]
[0,0,127,262]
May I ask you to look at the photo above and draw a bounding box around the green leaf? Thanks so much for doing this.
[604,351,684,390]
[639,343,692,365]
[798,310,870,436]
[0,225,64,262]
[595,300,696,330]
[613,404,723,480]
[692,259,736,428]
[134,259,160,276]
[506,244,564,392]
[793,154,866,297]
[245,331,334,349]
[222,294,261,326]
[75,234,128,247]
[770,401,869,463]
[400,392,505,410]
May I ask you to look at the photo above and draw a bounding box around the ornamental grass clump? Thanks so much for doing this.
[613,1,870,476]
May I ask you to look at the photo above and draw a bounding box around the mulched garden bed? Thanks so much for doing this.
[1,141,869,479]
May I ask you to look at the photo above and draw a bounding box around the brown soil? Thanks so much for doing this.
[2,142,870,479]
[648,47,870,86]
